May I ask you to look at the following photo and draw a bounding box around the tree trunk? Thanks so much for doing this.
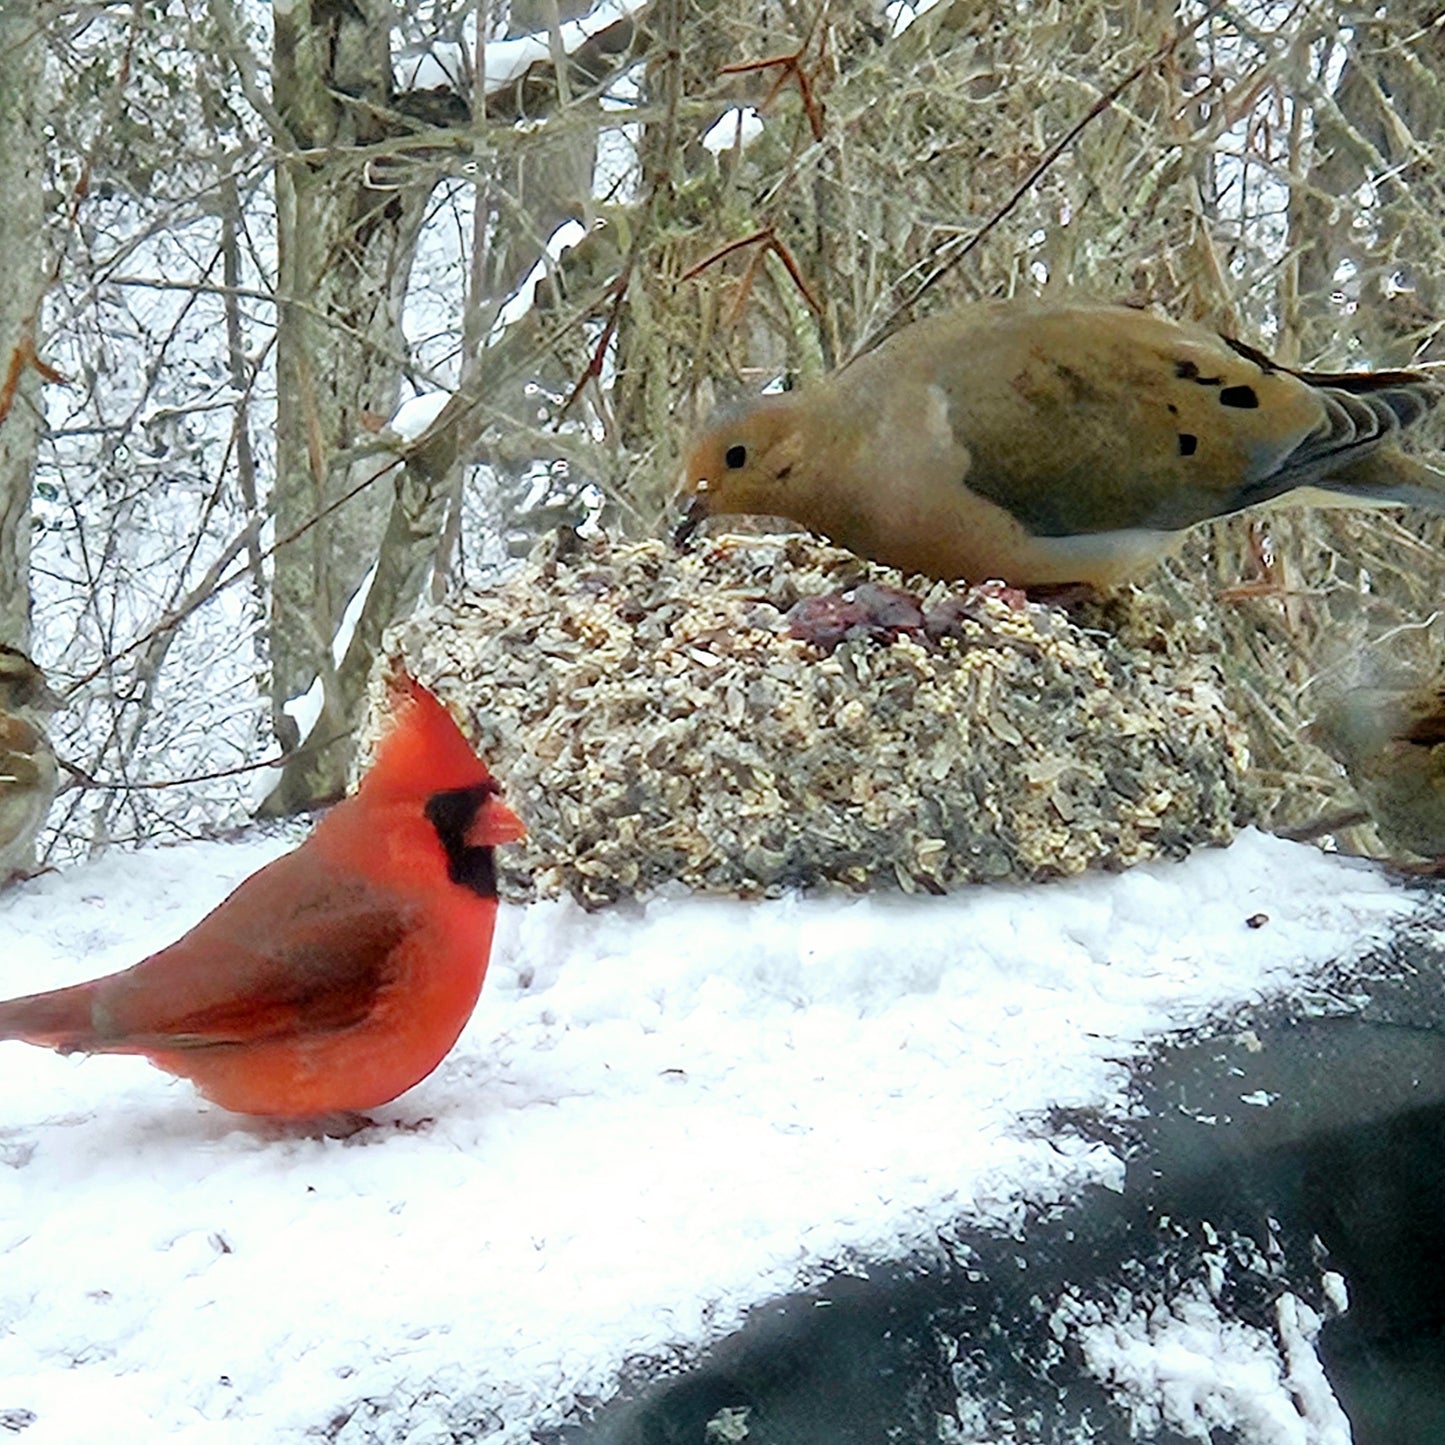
[263,0,448,811]
[261,0,642,813]
[0,0,46,649]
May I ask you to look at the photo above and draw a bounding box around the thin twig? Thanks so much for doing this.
[58,729,352,793]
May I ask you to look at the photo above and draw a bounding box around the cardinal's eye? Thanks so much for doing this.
[725,444,747,469]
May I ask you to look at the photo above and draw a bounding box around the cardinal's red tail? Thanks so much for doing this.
[0,981,98,1053]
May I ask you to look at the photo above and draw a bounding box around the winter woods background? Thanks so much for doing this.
[3,0,1445,863]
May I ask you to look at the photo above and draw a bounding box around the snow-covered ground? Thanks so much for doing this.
[0,830,1417,1441]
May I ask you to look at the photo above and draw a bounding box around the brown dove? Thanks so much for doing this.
[1312,680,1445,861]
[674,299,1445,590]
[0,645,62,883]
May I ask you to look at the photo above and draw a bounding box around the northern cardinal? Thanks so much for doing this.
[0,645,63,883]
[675,298,1444,591]
[0,672,524,1117]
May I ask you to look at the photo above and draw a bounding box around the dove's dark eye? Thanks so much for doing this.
[725,444,747,469]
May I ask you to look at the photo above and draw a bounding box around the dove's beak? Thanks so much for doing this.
[671,480,711,547]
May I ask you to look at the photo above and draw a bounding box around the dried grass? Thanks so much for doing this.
[604,0,1445,857]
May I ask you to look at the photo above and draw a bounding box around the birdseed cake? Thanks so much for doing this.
[376,529,1248,905]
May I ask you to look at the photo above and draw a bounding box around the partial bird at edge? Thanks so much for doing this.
[1312,677,1445,865]
[0,645,63,885]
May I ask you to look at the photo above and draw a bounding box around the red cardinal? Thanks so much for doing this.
[0,672,525,1117]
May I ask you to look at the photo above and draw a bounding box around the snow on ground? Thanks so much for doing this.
[0,830,1419,1441]
[1057,1283,1352,1445]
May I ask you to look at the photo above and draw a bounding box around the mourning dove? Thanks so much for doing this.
[1312,681,1445,861]
[674,299,1445,590]
[0,646,62,882]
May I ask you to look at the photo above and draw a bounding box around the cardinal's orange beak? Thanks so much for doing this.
[467,790,526,847]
